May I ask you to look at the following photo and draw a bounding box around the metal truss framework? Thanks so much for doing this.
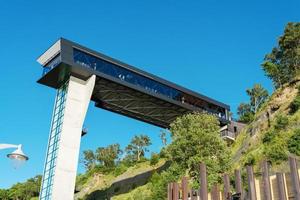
[93,78,189,128]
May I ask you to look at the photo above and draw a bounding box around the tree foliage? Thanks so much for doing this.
[125,135,151,162]
[237,103,254,123]
[96,144,122,168]
[262,22,300,88]
[168,113,231,187]
[238,84,268,123]
[246,84,269,113]
[0,175,42,200]
[82,150,96,170]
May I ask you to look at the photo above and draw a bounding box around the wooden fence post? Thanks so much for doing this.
[200,163,208,200]
[181,177,188,200]
[224,173,231,200]
[211,184,220,200]
[168,183,173,200]
[276,173,287,200]
[289,157,300,200]
[235,169,243,199]
[262,161,272,200]
[247,165,257,200]
[172,182,179,200]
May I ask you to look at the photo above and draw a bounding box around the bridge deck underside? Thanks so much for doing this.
[92,78,189,128]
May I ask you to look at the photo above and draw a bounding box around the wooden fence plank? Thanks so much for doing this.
[182,177,188,200]
[200,163,208,200]
[247,165,257,200]
[172,182,179,200]
[289,157,300,200]
[211,184,220,200]
[168,183,173,200]
[262,161,272,200]
[276,173,287,200]
[223,174,231,200]
[234,169,243,199]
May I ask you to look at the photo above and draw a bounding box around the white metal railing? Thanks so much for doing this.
[220,130,236,140]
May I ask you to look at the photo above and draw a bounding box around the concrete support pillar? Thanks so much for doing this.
[40,75,95,200]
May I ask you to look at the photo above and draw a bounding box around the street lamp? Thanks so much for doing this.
[0,144,29,168]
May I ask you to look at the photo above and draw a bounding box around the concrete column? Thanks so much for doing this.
[51,75,95,200]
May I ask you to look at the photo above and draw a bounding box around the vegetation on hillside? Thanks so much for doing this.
[0,175,41,200]
[233,22,300,170]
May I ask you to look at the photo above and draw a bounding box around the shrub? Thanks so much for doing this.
[150,153,160,166]
[262,131,276,143]
[113,163,128,176]
[288,129,300,156]
[264,138,288,164]
[243,152,256,166]
[274,115,289,130]
[290,95,300,114]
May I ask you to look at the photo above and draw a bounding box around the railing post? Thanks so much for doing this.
[168,183,173,200]
[211,184,220,200]
[200,163,208,200]
[276,173,287,200]
[172,182,179,200]
[181,177,188,200]
[247,165,257,200]
[224,173,231,200]
[289,157,300,200]
[234,169,243,199]
[262,161,272,200]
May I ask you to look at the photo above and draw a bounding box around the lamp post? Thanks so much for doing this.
[0,144,29,167]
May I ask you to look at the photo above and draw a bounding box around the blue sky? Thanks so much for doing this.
[0,0,299,189]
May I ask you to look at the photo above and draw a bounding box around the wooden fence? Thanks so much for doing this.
[167,157,300,200]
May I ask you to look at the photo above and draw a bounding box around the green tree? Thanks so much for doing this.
[150,152,160,166]
[82,150,96,170]
[168,113,231,187]
[246,84,269,113]
[96,144,122,168]
[237,84,268,123]
[125,135,152,162]
[0,189,9,200]
[262,22,300,88]
[237,103,254,123]
[7,175,41,200]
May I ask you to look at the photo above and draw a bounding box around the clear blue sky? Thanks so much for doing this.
[0,0,299,189]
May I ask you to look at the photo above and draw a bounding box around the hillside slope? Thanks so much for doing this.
[231,78,300,171]
[75,160,167,200]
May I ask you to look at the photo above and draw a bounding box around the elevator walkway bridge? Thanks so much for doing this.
[37,38,230,128]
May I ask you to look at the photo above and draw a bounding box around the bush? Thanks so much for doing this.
[113,163,128,176]
[243,152,256,166]
[288,129,300,156]
[290,95,300,114]
[274,115,289,130]
[264,138,288,164]
[150,153,160,166]
[149,164,183,200]
[262,131,276,143]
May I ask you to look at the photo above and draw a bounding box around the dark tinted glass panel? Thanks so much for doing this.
[73,48,227,119]
[42,54,61,76]
[73,48,181,100]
